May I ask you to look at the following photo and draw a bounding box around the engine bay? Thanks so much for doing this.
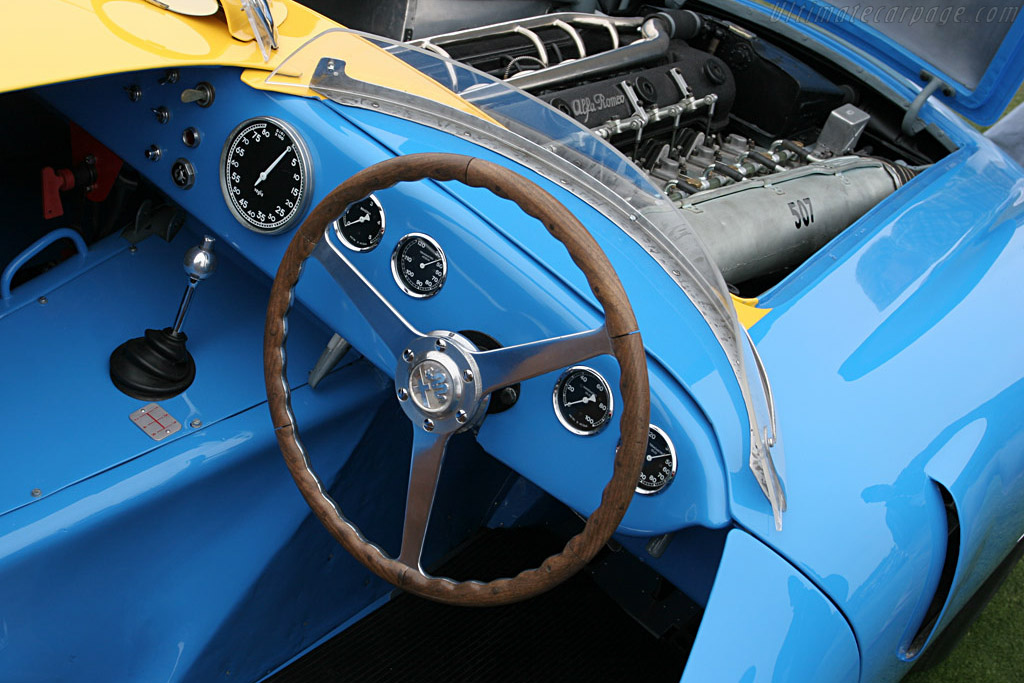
[368,1,951,292]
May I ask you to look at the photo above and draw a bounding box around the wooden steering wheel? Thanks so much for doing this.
[264,153,649,606]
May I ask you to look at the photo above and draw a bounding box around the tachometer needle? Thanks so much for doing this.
[343,212,370,227]
[563,393,596,407]
[254,146,291,187]
[419,258,442,269]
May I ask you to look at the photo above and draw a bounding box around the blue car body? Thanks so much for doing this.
[1,1,1022,680]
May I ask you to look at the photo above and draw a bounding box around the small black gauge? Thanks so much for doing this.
[220,117,312,234]
[332,195,385,251]
[553,366,613,436]
[636,425,677,495]
[392,233,447,298]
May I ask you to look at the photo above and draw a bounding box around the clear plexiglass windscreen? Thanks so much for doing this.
[263,28,731,306]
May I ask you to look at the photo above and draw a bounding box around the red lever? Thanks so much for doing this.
[41,167,77,220]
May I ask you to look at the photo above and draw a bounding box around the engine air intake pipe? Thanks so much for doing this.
[508,11,701,92]
[680,157,918,283]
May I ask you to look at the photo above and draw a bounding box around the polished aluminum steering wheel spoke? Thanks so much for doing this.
[472,325,612,395]
[397,427,452,571]
[312,237,422,369]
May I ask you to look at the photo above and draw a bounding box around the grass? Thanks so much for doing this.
[902,84,1024,683]
[1005,85,1024,116]
[972,83,1024,131]
[905,559,1024,682]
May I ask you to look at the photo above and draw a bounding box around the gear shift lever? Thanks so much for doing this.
[172,236,217,333]
[110,236,217,401]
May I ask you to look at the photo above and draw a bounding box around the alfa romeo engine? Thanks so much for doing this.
[325,1,944,289]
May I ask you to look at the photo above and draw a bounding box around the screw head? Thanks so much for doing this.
[397,388,409,401]
[423,419,435,432]
[31,488,41,498]
[435,339,447,352]
[37,296,48,305]
[463,369,474,383]
[402,349,415,363]
[190,418,202,428]
[499,386,519,407]
[456,410,468,424]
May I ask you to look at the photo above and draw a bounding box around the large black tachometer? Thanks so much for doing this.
[221,117,313,234]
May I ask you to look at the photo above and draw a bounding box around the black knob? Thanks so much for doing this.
[159,69,179,85]
[151,106,170,124]
[635,77,659,106]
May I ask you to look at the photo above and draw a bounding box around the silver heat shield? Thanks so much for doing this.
[681,157,904,283]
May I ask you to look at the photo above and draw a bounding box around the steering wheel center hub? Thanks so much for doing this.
[409,359,457,413]
[396,331,485,430]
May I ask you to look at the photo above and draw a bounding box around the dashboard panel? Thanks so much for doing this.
[34,64,737,535]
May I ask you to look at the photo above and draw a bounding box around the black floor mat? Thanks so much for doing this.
[268,529,688,683]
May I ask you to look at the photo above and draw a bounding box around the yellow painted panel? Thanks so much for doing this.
[732,294,771,329]
[1,0,496,123]
[3,0,297,92]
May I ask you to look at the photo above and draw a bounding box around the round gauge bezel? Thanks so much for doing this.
[331,194,386,252]
[219,116,314,235]
[635,424,677,495]
[391,232,447,299]
[552,365,615,436]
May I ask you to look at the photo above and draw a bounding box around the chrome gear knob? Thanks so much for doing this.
[183,235,217,282]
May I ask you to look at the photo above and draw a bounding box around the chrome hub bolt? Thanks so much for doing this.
[423,419,435,432]
[397,388,409,401]
[402,349,415,363]
[455,410,468,424]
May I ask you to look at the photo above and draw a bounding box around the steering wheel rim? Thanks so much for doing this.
[264,153,649,606]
